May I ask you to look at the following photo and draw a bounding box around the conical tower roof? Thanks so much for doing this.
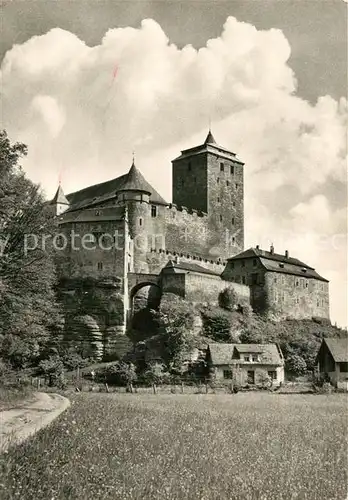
[204,129,217,145]
[117,161,152,195]
[50,185,69,205]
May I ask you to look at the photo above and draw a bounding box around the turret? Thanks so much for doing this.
[50,185,70,216]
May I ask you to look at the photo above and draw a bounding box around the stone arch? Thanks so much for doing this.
[129,282,162,316]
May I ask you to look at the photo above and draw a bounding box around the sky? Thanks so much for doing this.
[1,0,347,326]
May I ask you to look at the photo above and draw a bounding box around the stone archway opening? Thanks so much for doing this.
[128,283,162,340]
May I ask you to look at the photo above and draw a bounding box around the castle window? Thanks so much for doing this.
[253,259,257,267]
[139,218,143,226]
[226,180,230,186]
[235,183,239,189]
[251,273,258,285]
[305,282,308,288]
[188,162,192,171]
[217,197,220,202]
[217,177,220,183]
[232,217,235,225]
[151,205,157,218]
[242,276,246,284]
[97,262,103,271]
[220,162,224,172]
[241,261,245,268]
[232,236,235,244]
[219,214,223,222]
[296,280,299,286]
[95,210,101,216]
[230,165,234,175]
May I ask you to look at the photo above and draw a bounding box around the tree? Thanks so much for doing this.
[285,353,307,376]
[0,130,62,369]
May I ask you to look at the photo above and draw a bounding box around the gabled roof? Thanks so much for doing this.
[162,260,221,276]
[50,185,69,206]
[66,163,167,212]
[227,247,328,282]
[57,206,125,224]
[207,343,284,366]
[319,338,348,363]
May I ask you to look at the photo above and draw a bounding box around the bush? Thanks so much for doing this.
[96,362,137,386]
[285,353,307,376]
[201,307,231,341]
[218,287,239,311]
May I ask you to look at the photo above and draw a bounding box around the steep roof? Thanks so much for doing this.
[227,247,328,282]
[207,343,284,366]
[321,338,348,363]
[66,163,167,212]
[162,260,221,276]
[117,162,152,194]
[204,130,217,145]
[50,185,69,206]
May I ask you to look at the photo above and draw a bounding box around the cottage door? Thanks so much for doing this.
[247,371,255,384]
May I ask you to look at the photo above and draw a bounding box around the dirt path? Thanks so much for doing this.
[0,392,70,452]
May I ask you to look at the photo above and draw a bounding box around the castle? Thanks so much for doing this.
[50,131,330,353]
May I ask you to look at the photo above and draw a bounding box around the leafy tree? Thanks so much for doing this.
[285,353,307,376]
[0,130,62,369]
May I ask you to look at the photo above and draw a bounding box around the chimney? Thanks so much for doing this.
[174,255,180,264]
[256,245,260,250]
[270,244,274,255]
[285,250,289,259]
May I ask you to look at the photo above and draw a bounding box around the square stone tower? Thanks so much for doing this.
[172,130,244,257]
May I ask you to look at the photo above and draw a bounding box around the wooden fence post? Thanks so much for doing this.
[105,383,109,393]
[152,383,156,394]
[181,382,184,394]
[37,378,40,390]
[205,381,208,394]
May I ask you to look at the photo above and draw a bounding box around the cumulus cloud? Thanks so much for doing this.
[1,17,347,325]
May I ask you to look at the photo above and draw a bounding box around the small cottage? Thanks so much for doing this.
[206,343,284,387]
[315,338,348,390]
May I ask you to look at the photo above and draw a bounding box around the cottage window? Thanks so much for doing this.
[251,273,258,285]
[97,262,103,271]
[220,162,224,172]
[268,370,277,380]
[252,355,259,362]
[242,276,246,284]
[151,205,157,218]
[223,370,233,379]
[339,363,348,373]
[244,355,250,362]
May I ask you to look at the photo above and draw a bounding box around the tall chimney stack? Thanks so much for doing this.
[270,244,274,255]
[285,250,289,259]
[256,245,260,250]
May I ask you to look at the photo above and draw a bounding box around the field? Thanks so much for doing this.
[1,392,347,500]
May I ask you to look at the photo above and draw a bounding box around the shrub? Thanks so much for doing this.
[218,287,239,311]
[200,306,231,341]
[285,353,307,376]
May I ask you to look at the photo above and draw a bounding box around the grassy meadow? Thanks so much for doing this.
[1,392,347,500]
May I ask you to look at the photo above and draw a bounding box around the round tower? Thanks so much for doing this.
[116,159,152,273]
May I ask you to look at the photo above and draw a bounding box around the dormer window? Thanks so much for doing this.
[151,205,157,218]
[252,355,259,362]
[95,210,101,216]
[244,355,250,362]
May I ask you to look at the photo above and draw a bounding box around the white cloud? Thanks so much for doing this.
[1,17,347,326]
